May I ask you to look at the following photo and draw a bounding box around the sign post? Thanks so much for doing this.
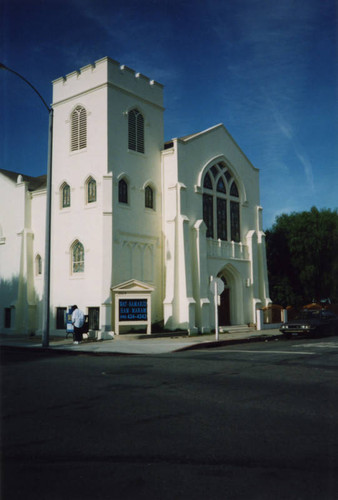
[210,276,225,341]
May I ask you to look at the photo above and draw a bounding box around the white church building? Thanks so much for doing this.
[0,56,271,336]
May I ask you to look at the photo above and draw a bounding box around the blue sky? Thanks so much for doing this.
[1,0,337,228]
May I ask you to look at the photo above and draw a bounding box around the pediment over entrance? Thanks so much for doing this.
[111,279,155,293]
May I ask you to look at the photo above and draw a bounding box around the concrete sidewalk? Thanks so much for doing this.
[0,328,283,355]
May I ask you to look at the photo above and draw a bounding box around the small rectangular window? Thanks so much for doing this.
[88,307,100,330]
[4,308,11,328]
[56,307,67,329]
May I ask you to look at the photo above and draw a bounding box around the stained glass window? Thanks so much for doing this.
[217,177,226,193]
[62,183,70,208]
[230,181,239,197]
[203,173,212,189]
[72,241,84,273]
[203,194,214,238]
[230,201,240,242]
[87,178,96,203]
[145,185,154,209]
[202,164,240,242]
[217,198,227,240]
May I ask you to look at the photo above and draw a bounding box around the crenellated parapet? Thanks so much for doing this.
[52,56,164,108]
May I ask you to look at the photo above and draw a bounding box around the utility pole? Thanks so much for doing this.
[1,63,53,347]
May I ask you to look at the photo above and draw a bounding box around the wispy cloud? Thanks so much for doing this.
[265,97,315,191]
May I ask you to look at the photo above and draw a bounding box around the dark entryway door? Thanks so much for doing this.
[218,287,230,325]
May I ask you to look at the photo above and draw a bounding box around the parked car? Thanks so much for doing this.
[280,309,338,338]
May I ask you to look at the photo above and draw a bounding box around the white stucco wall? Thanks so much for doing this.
[0,173,45,333]
[50,57,164,334]
[51,72,109,332]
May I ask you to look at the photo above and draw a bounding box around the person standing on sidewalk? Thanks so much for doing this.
[71,305,85,344]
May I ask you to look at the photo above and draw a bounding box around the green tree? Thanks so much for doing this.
[266,207,338,307]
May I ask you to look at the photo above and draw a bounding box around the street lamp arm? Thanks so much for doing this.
[0,62,51,113]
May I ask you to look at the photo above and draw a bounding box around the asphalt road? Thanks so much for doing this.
[1,336,338,499]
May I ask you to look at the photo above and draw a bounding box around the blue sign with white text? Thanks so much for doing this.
[119,299,148,321]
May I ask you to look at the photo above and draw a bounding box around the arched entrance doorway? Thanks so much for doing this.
[218,276,230,326]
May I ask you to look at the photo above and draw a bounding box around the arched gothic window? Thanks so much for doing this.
[61,183,70,208]
[71,105,87,151]
[86,177,96,203]
[128,108,144,153]
[202,163,240,242]
[72,241,84,273]
[118,179,128,204]
[145,185,154,209]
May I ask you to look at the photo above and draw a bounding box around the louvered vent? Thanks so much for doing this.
[128,109,144,153]
[71,106,87,151]
[128,110,136,151]
[136,112,144,153]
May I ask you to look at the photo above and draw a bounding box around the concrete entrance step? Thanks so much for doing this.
[219,325,256,334]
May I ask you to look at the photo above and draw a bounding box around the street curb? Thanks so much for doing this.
[0,333,283,356]
[0,345,136,357]
[174,334,283,352]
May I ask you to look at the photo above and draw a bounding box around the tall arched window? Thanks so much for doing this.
[86,177,96,203]
[145,185,154,209]
[202,163,240,242]
[118,179,128,204]
[71,105,87,151]
[72,241,84,273]
[128,108,144,153]
[61,183,71,208]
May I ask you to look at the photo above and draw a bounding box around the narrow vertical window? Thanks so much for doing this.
[35,254,42,276]
[230,201,240,242]
[88,307,100,330]
[217,198,227,240]
[4,308,11,328]
[72,241,84,273]
[56,307,66,329]
[203,194,214,238]
[87,177,96,203]
[128,109,144,153]
[71,106,87,151]
[119,179,128,204]
[62,183,70,208]
[145,185,154,209]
